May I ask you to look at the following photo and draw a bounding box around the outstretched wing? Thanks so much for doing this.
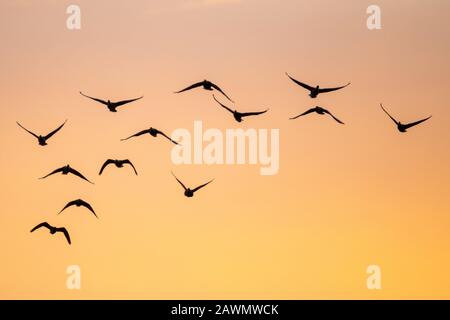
[99,159,114,175]
[69,167,94,184]
[44,120,67,140]
[240,109,269,118]
[174,82,204,93]
[318,82,351,93]
[285,73,314,91]
[210,83,234,103]
[123,159,138,175]
[79,92,108,105]
[171,172,187,191]
[79,200,98,218]
[323,109,345,124]
[121,129,151,141]
[58,200,77,214]
[155,129,178,145]
[39,167,64,179]
[404,116,432,130]
[30,222,51,233]
[380,103,399,125]
[289,108,316,120]
[213,94,234,114]
[113,96,143,108]
[56,228,71,245]
[16,121,39,139]
[192,179,214,193]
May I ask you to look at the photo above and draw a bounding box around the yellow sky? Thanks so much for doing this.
[1,0,449,299]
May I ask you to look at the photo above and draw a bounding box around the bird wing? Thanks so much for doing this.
[240,109,269,117]
[289,108,316,120]
[30,222,51,233]
[380,104,399,125]
[69,167,94,184]
[318,82,351,93]
[79,92,108,105]
[192,179,214,193]
[155,129,178,145]
[121,129,151,141]
[213,94,234,114]
[403,116,432,130]
[123,159,138,175]
[44,120,67,140]
[58,200,77,214]
[39,167,64,179]
[99,159,114,175]
[79,200,98,218]
[323,109,345,124]
[56,227,71,245]
[285,73,314,91]
[210,83,234,103]
[171,172,187,190]
[113,96,144,107]
[16,121,39,139]
[174,81,204,93]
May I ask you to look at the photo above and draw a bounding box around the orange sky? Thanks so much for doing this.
[1,0,450,299]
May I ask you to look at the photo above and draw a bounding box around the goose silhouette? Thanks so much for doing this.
[39,165,94,184]
[16,120,67,146]
[380,104,431,133]
[286,73,350,98]
[175,80,234,103]
[99,159,138,176]
[171,172,213,198]
[121,127,178,144]
[290,106,344,124]
[58,199,98,219]
[80,92,143,112]
[30,222,71,245]
[213,95,268,123]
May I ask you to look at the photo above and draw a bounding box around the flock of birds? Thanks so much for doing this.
[19,74,432,245]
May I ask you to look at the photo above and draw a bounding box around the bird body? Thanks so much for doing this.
[59,199,98,218]
[213,95,268,123]
[286,73,350,98]
[40,164,94,184]
[80,92,143,112]
[30,222,71,245]
[290,106,344,124]
[16,120,67,146]
[121,127,178,144]
[380,104,431,133]
[99,159,138,175]
[171,172,213,198]
[175,80,234,102]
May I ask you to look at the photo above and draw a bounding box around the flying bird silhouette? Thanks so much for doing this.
[380,104,431,133]
[290,106,344,124]
[212,95,268,123]
[30,222,71,245]
[171,172,213,198]
[99,159,138,176]
[40,165,94,184]
[16,120,67,146]
[175,80,234,102]
[286,73,350,98]
[79,91,143,112]
[58,199,98,219]
[121,127,178,144]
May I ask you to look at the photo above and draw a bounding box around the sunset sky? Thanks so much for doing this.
[1,0,450,299]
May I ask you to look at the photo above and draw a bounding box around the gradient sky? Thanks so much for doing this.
[1,0,450,299]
